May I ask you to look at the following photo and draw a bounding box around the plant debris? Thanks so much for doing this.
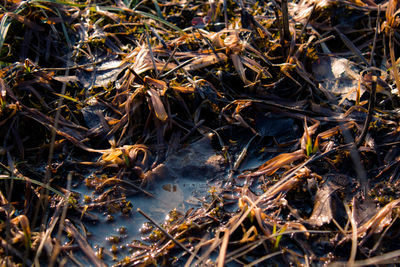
[1,0,400,266]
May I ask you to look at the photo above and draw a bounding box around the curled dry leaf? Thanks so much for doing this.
[125,45,175,75]
[290,0,330,23]
[10,215,31,243]
[284,222,309,237]
[99,144,150,167]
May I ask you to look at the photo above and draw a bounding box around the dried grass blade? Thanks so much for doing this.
[137,208,198,259]
[0,238,32,266]
[369,5,381,66]
[52,92,81,103]
[184,53,227,71]
[184,234,208,267]
[344,201,357,265]
[171,86,196,93]
[34,188,66,265]
[49,173,72,267]
[144,26,159,77]
[225,239,265,264]
[386,0,399,27]
[357,199,400,237]
[240,150,305,178]
[241,56,271,78]
[233,134,257,171]
[217,228,230,267]
[231,54,250,85]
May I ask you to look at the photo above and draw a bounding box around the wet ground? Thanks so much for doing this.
[74,134,229,264]
[2,0,400,266]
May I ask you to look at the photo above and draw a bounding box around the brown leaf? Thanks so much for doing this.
[144,76,168,95]
[147,88,168,121]
[184,53,227,71]
[309,182,341,226]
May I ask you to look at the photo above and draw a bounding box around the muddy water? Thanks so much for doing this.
[75,133,228,263]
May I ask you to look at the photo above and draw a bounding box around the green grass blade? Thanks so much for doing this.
[135,10,183,33]
[151,0,164,20]
[0,175,64,197]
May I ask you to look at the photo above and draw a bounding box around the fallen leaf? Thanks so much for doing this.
[147,88,168,121]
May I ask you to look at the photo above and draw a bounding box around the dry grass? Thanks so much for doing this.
[1,0,400,265]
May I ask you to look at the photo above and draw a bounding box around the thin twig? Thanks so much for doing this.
[64,220,106,267]
[159,58,196,79]
[144,25,159,77]
[334,26,369,66]
[0,161,12,174]
[159,45,178,76]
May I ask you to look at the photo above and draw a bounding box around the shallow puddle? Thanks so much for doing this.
[74,133,227,263]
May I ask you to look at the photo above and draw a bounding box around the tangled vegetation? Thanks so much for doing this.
[1,0,400,265]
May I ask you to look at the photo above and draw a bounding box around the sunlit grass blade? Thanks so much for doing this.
[0,14,11,56]
[52,92,81,103]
